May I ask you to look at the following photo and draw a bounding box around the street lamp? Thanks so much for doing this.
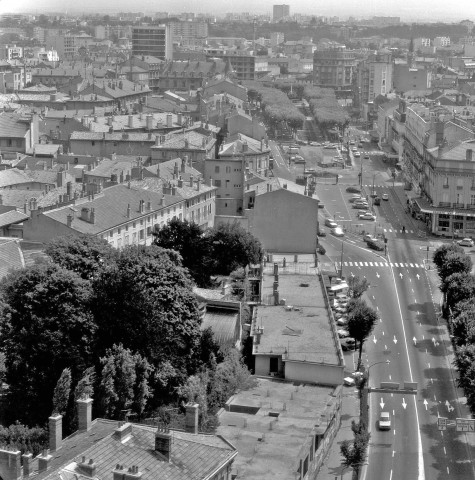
[452,210,456,241]
[366,359,390,387]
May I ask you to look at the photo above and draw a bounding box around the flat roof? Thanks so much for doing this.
[254,263,339,365]
[217,378,340,480]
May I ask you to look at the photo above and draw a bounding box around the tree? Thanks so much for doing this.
[0,263,96,425]
[91,246,203,401]
[97,344,152,420]
[52,368,72,416]
[433,243,464,273]
[340,420,370,476]
[454,344,475,412]
[152,219,214,287]
[0,422,48,456]
[347,300,379,368]
[442,272,475,312]
[437,251,472,285]
[451,304,475,347]
[45,234,117,280]
[347,275,370,299]
[209,222,263,275]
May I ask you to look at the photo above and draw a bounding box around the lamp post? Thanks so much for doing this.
[366,359,390,387]
[339,241,344,278]
[452,209,456,241]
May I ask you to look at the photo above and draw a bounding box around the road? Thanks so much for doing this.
[318,184,475,479]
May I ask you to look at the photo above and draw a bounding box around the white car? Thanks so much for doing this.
[382,193,389,201]
[331,227,345,237]
[354,152,361,157]
[358,212,376,221]
[337,329,350,338]
[458,238,474,247]
[378,412,391,430]
[352,147,358,152]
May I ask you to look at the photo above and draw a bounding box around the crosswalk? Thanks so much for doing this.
[362,184,392,189]
[381,228,415,234]
[336,261,425,269]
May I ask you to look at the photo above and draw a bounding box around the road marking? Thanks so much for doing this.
[369,262,374,266]
[434,394,437,401]
[349,261,353,266]
[444,447,447,455]
[392,451,395,457]
[364,262,368,266]
[388,252,426,480]
[410,263,414,268]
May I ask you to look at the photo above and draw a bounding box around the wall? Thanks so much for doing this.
[23,211,74,242]
[284,360,344,385]
[0,450,21,480]
[70,139,155,157]
[248,189,319,253]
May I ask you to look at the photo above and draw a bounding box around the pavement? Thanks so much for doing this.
[319,381,361,479]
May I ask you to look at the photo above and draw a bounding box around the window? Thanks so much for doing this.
[214,180,222,187]
[118,227,121,235]
[147,226,152,236]
[471,194,475,205]
[226,166,231,173]
[139,230,144,240]
[91,141,95,146]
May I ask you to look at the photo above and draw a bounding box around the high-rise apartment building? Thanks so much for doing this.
[357,53,393,105]
[273,4,290,22]
[132,25,173,61]
[169,21,208,46]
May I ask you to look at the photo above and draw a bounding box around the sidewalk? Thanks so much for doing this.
[320,387,360,479]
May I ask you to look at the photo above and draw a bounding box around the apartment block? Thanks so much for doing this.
[357,53,393,105]
[273,4,290,22]
[132,25,173,61]
[313,46,356,91]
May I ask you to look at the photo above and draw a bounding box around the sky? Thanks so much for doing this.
[1,0,475,22]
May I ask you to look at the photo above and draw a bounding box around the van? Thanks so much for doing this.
[374,197,381,206]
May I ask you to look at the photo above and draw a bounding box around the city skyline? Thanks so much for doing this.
[1,0,475,23]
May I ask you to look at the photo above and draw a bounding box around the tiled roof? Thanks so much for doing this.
[220,133,268,156]
[87,112,183,132]
[87,159,134,178]
[25,170,73,185]
[152,131,214,151]
[70,131,158,142]
[33,144,62,156]
[160,60,227,76]
[0,112,29,138]
[201,307,239,347]
[0,168,31,188]
[40,422,235,480]
[0,239,24,280]
[0,210,29,227]
[43,184,184,235]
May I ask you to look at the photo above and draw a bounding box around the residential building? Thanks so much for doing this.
[313,47,356,92]
[357,53,393,106]
[37,48,59,62]
[0,398,237,480]
[205,133,270,216]
[273,4,290,22]
[393,64,432,93]
[270,31,284,47]
[204,51,257,81]
[132,25,173,61]
[413,38,431,50]
[23,183,185,247]
[0,112,39,154]
[170,21,208,46]
[0,44,23,61]
[377,98,404,162]
[217,378,343,479]
[119,55,163,92]
[283,40,316,58]
[434,36,451,48]
[46,35,77,59]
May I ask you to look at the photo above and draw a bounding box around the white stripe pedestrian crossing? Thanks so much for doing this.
[382,228,415,234]
[338,261,423,269]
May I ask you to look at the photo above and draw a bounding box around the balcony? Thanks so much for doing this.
[438,202,451,207]
[453,203,465,209]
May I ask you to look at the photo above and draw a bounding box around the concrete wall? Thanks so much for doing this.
[0,449,21,480]
[249,189,319,253]
[254,355,284,376]
[284,361,344,386]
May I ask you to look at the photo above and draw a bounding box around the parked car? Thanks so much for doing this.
[331,227,345,237]
[458,238,474,247]
[354,152,361,157]
[358,212,376,221]
[374,197,381,206]
[364,154,370,159]
[349,196,364,203]
[337,329,350,338]
[352,147,358,152]
[382,193,389,201]
[363,233,377,243]
[378,412,391,431]
[340,338,356,351]
[325,218,338,228]
[353,202,369,209]
[346,186,361,193]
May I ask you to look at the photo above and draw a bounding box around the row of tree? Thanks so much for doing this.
[433,243,475,412]
[303,86,350,136]
[245,82,305,136]
[0,221,263,442]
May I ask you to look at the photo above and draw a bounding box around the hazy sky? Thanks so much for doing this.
[1,0,475,22]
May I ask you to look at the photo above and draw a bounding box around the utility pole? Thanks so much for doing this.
[315,199,320,268]
[339,241,344,278]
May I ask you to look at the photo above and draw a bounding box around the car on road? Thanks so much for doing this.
[346,186,361,193]
[353,202,369,209]
[354,151,361,157]
[364,154,370,159]
[349,195,363,203]
[382,193,389,201]
[352,147,358,152]
[349,140,356,145]
[358,212,376,221]
[331,227,345,237]
[374,197,381,206]
[378,412,391,431]
[309,141,321,146]
[458,238,474,247]
[325,218,338,228]
[363,233,377,243]
[367,239,384,251]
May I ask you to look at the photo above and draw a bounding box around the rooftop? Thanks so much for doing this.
[254,269,338,365]
[217,378,340,480]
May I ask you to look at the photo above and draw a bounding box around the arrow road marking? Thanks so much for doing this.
[416,274,420,280]
[373,335,377,344]
[402,398,407,409]
[376,272,380,278]
[432,337,440,347]
[380,398,385,409]
[413,337,417,346]
[423,399,428,411]
[393,335,398,344]
[445,400,455,412]
[399,272,403,278]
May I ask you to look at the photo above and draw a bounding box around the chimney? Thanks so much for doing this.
[23,202,28,214]
[173,162,179,176]
[184,155,189,166]
[189,174,194,187]
[242,140,248,152]
[81,207,90,222]
[160,195,165,206]
[177,112,182,125]
[67,214,73,227]
[123,466,142,480]
[90,208,95,224]
[22,453,33,477]
[3,451,21,479]
[139,200,145,213]
[166,113,172,128]
[184,139,189,149]
[181,158,186,173]
[113,422,132,442]
[467,149,473,161]
[67,181,72,199]
[197,177,201,191]
[57,170,66,187]
[78,458,97,477]
[128,115,134,128]
[146,114,153,131]
[49,414,62,452]
[207,177,213,187]
[146,201,151,211]
[38,451,53,473]
[77,397,93,432]
[185,403,199,434]
[155,426,172,461]
[108,116,113,126]
[113,465,125,480]
[156,163,160,177]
